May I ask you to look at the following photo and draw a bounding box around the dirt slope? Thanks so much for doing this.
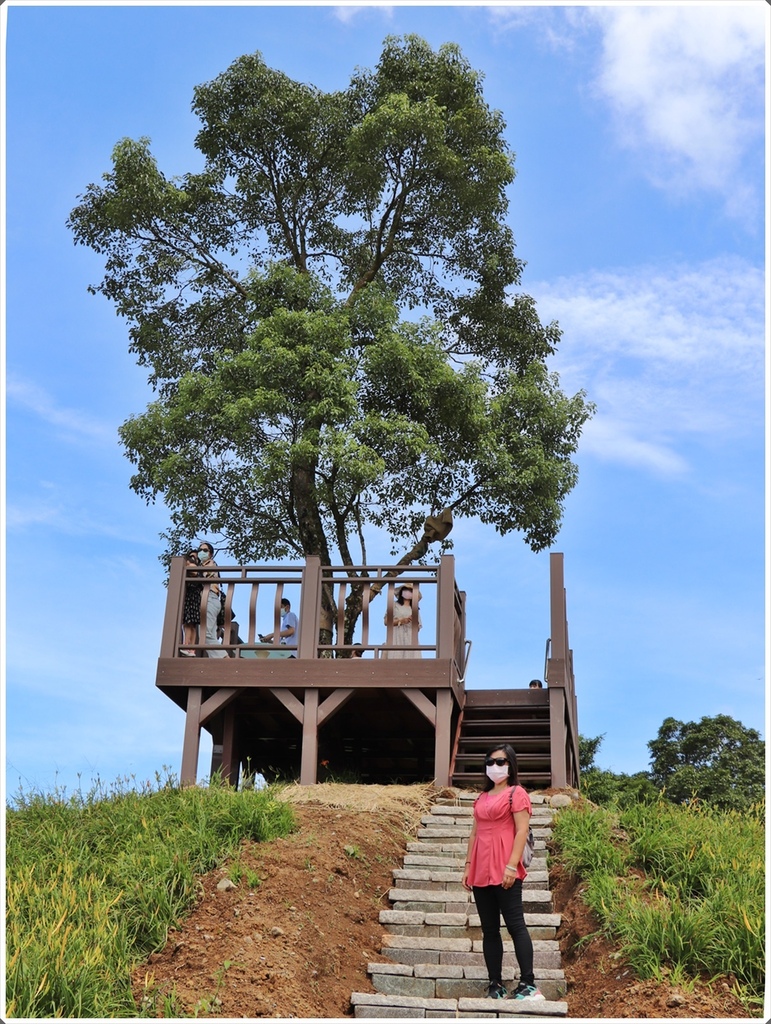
[132,785,751,1019]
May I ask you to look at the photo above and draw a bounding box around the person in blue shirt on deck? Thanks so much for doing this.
[260,598,298,656]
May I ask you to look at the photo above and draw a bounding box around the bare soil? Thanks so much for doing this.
[132,785,754,1019]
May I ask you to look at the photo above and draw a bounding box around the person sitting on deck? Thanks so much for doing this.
[259,598,298,656]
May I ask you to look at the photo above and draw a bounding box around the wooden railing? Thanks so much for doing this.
[160,553,467,672]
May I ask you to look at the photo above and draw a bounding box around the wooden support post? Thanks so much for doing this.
[271,688,306,722]
[549,687,567,789]
[401,687,453,787]
[199,687,239,726]
[298,556,322,658]
[210,738,224,780]
[300,689,319,785]
[160,556,187,658]
[181,687,203,785]
[549,552,567,667]
[434,689,453,787]
[271,687,357,785]
[221,704,238,786]
[317,688,355,726]
[436,555,456,660]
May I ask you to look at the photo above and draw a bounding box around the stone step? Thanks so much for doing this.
[415,828,553,841]
[425,810,556,824]
[379,909,560,941]
[406,841,549,857]
[348,794,569,1018]
[369,962,565,986]
[351,991,568,1018]
[389,887,553,914]
[379,936,563,970]
[403,854,550,878]
[429,804,475,816]
[417,823,554,837]
[429,803,556,818]
[368,965,566,1002]
[418,819,554,839]
[393,867,550,887]
[408,841,552,857]
[380,910,561,928]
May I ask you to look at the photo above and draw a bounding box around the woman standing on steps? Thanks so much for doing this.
[462,743,545,1002]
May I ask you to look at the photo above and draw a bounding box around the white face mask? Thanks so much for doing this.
[486,764,510,784]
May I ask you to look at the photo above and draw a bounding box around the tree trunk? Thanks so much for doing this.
[290,456,337,643]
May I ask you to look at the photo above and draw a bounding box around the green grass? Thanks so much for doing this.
[6,771,295,1018]
[551,797,765,1012]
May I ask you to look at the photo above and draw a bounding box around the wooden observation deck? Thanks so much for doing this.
[156,553,579,790]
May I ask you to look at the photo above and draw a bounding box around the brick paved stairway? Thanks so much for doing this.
[351,792,568,1018]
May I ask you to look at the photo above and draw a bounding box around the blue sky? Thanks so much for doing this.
[3,2,767,798]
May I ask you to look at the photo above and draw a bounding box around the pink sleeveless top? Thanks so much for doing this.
[467,785,532,886]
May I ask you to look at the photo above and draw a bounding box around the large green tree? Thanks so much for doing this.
[68,36,592,637]
[648,715,765,811]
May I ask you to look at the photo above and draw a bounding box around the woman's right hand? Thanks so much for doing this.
[462,864,472,891]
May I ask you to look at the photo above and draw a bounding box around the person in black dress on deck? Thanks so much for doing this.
[181,549,203,656]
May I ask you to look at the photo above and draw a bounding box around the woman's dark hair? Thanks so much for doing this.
[481,742,519,791]
[184,550,199,563]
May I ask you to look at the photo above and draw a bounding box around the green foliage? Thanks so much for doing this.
[580,767,659,809]
[648,714,765,811]
[68,36,593,580]
[578,733,659,809]
[549,804,627,877]
[552,799,765,1005]
[578,733,604,772]
[579,718,765,813]
[5,772,295,1018]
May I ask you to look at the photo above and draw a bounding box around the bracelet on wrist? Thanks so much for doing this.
[505,864,516,871]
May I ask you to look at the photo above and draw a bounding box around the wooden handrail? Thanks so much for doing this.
[163,556,466,669]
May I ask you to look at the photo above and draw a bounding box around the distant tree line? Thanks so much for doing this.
[579,714,765,812]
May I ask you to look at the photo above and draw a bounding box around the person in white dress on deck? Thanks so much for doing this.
[383,584,421,658]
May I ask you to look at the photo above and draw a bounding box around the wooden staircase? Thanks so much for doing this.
[451,690,553,789]
[350,791,568,1018]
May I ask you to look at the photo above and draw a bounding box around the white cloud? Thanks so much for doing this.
[488,4,765,221]
[6,375,115,446]
[579,416,689,477]
[542,256,763,369]
[331,4,393,25]
[585,5,765,218]
[5,487,169,539]
[529,256,764,476]
[486,4,580,51]
[4,502,66,530]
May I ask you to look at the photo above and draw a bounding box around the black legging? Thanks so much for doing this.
[472,880,534,986]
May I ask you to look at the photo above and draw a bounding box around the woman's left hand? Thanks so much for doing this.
[502,865,517,889]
